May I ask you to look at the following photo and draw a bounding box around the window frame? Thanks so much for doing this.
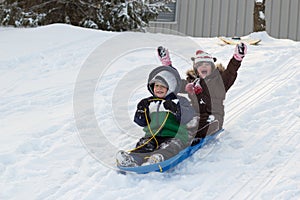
[151,1,178,24]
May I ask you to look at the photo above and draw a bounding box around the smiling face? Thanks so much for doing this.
[153,82,168,98]
[195,62,213,78]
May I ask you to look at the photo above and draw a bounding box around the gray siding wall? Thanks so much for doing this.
[149,0,300,41]
[265,0,300,40]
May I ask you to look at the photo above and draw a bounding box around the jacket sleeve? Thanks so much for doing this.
[178,96,195,124]
[179,79,188,93]
[133,98,151,127]
[222,57,242,92]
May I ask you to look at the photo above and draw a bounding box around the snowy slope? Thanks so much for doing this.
[0,24,299,200]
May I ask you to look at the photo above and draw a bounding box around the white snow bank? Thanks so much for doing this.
[0,24,300,200]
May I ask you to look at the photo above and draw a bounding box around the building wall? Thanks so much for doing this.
[265,0,300,40]
[149,0,300,41]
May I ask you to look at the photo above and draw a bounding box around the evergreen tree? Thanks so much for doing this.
[253,0,266,32]
[0,0,175,31]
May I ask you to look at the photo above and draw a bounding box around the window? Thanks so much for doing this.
[156,2,177,22]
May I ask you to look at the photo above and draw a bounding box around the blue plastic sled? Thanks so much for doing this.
[117,129,224,174]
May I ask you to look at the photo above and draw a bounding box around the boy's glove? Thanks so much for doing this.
[233,42,247,61]
[163,100,178,113]
[185,79,203,95]
[137,99,150,111]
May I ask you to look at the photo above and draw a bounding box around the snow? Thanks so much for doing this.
[1,24,300,199]
[259,11,265,20]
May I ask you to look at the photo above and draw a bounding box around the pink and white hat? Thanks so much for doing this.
[191,50,216,70]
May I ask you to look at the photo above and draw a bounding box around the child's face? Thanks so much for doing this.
[195,62,212,78]
[153,83,168,98]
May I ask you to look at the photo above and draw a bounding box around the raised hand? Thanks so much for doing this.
[234,42,247,61]
[163,100,178,113]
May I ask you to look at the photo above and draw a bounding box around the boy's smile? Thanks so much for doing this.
[153,83,168,98]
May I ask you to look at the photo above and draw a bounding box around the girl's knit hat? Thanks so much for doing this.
[191,50,217,72]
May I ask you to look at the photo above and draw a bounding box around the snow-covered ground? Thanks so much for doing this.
[1,24,299,200]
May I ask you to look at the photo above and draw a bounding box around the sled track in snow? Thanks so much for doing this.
[218,57,299,199]
[223,56,298,156]
[245,121,300,200]
[225,58,298,125]
[225,118,300,200]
